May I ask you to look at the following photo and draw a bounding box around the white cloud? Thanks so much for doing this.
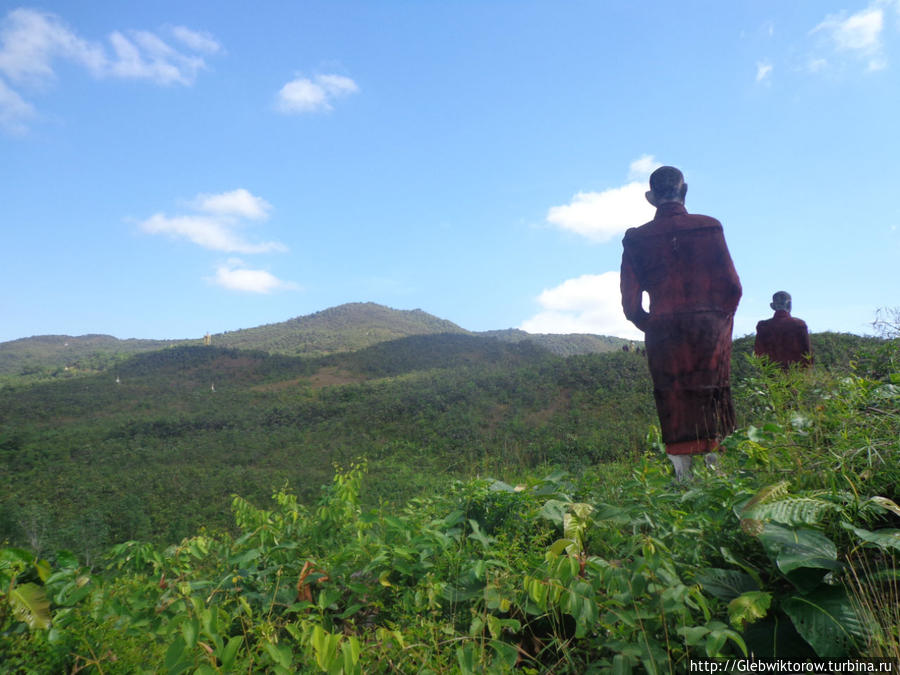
[276,73,359,114]
[547,156,659,242]
[628,154,661,181]
[756,61,773,82]
[191,188,272,221]
[107,30,205,85]
[810,4,891,71]
[814,7,883,51]
[140,189,285,254]
[0,8,220,131]
[170,26,221,54]
[0,8,105,84]
[547,182,655,243]
[140,214,285,254]
[520,272,643,339]
[210,260,300,294]
[0,76,33,133]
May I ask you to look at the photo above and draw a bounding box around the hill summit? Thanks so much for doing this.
[214,302,467,356]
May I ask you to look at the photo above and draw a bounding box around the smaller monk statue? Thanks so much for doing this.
[754,291,812,369]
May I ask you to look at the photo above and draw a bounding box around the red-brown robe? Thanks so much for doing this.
[754,310,812,369]
[620,202,742,454]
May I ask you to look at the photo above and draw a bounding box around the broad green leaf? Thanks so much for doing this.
[611,653,635,675]
[219,635,242,672]
[317,587,341,610]
[848,526,900,552]
[758,524,840,591]
[9,583,51,630]
[456,643,477,674]
[719,547,764,589]
[488,480,515,492]
[782,587,865,657]
[868,497,900,518]
[181,617,198,649]
[548,538,576,556]
[677,625,709,646]
[341,635,360,667]
[54,550,79,570]
[469,616,484,637]
[34,559,52,582]
[468,519,496,549]
[264,641,293,669]
[537,499,568,526]
[696,568,758,600]
[704,620,748,657]
[727,591,772,630]
[490,639,519,670]
[0,547,33,567]
[165,635,187,674]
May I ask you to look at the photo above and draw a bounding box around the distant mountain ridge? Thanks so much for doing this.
[0,302,632,381]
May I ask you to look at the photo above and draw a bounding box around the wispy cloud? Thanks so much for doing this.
[546,155,659,243]
[520,272,643,339]
[0,8,221,132]
[756,61,773,82]
[140,189,285,254]
[0,76,33,134]
[276,73,359,114]
[209,259,300,294]
[107,29,206,85]
[190,189,272,221]
[170,26,221,54]
[810,2,892,71]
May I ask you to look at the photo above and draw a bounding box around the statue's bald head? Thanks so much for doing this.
[646,166,687,206]
[771,291,792,312]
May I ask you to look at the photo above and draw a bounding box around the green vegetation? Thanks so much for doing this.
[0,334,181,386]
[0,333,656,560]
[213,303,469,357]
[1,309,898,671]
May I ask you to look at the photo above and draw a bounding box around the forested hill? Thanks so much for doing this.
[483,328,632,356]
[212,302,467,356]
[0,334,180,380]
[0,323,884,562]
[0,302,633,384]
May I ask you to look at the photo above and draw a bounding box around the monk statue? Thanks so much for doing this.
[620,166,742,481]
[754,291,812,369]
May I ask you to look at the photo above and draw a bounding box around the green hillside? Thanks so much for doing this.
[212,302,468,356]
[0,333,658,559]
[0,334,180,382]
[0,303,633,388]
[2,330,897,671]
[482,329,633,356]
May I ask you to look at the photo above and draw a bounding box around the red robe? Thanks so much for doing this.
[754,310,812,369]
[621,202,742,454]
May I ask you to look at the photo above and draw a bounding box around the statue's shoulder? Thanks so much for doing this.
[622,224,647,243]
[685,213,723,229]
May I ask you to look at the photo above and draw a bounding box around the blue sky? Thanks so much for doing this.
[2,1,898,343]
